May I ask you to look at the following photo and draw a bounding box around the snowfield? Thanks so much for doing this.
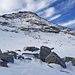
[0,30,75,75]
[0,11,75,75]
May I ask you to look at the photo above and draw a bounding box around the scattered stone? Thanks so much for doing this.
[23,46,39,52]
[0,53,14,63]
[17,55,24,60]
[39,46,54,61]
[0,62,8,67]
[45,52,66,68]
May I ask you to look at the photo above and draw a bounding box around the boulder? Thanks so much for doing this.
[0,53,14,63]
[45,52,66,68]
[39,46,54,61]
[23,46,39,52]
[62,57,73,62]
[0,62,8,67]
[72,58,75,66]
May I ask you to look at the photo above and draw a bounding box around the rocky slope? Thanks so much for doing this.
[0,11,75,35]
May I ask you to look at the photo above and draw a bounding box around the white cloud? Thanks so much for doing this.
[62,19,75,26]
[49,14,61,21]
[0,0,57,15]
[44,7,55,18]
[37,7,55,18]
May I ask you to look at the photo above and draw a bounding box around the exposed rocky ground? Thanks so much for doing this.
[0,46,75,68]
[0,11,75,35]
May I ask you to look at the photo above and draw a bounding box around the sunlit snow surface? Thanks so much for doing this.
[0,30,75,75]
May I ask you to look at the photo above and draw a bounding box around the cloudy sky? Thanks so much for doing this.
[0,0,75,28]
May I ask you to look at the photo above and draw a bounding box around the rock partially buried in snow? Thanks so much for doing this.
[62,57,73,62]
[72,58,75,66]
[39,46,54,61]
[0,61,8,67]
[0,53,14,63]
[45,52,66,68]
[8,51,18,59]
[23,46,39,52]
[62,57,75,66]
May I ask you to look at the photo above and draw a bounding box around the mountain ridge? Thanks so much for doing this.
[0,11,75,35]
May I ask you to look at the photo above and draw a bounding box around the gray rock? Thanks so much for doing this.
[62,57,73,62]
[45,52,66,68]
[8,51,18,59]
[0,49,2,54]
[0,53,14,63]
[0,62,8,67]
[39,46,54,61]
[23,46,39,52]
[72,58,75,66]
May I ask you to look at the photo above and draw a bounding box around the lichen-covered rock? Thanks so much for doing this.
[45,52,66,68]
[62,57,73,62]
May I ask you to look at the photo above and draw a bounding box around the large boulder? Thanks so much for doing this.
[45,52,66,68]
[39,46,54,61]
[0,53,14,63]
[23,46,39,52]
[0,62,8,67]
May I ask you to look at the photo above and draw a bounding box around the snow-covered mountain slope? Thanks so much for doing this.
[0,11,75,35]
[0,11,75,75]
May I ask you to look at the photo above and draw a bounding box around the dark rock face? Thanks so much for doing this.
[0,53,14,63]
[39,46,54,61]
[23,46,39,52]
[45,52,66,68]
[42,26,60,33]
[0,62,8,67]
[72,58,75,66]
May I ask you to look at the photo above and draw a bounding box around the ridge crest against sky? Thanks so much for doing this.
[0,0,75,27]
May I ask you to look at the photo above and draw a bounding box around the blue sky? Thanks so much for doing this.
[0,0,75,28]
